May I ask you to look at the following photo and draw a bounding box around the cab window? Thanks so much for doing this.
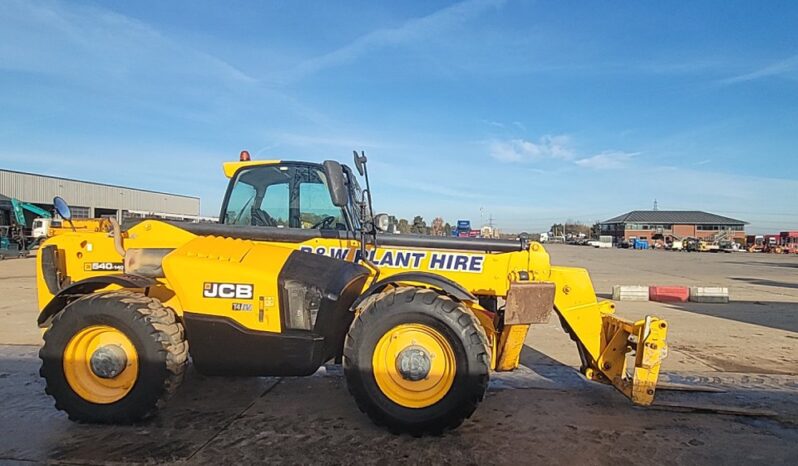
[224,181,256,226]
[223,164,346,230]
[262,183,289,227]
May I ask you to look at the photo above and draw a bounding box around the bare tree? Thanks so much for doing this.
[431,217,444,236]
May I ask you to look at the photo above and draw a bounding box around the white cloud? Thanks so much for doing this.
[718,54,798,84]
[489,135,574,162]
[0,0,256,86]
[574,151,638,170]
[0,0,342,127]
[481,119,505,128]
[489,135,637,171]
[284,0,506,81]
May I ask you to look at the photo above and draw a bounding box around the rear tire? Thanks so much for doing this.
[344,287,489,435]
[39,291,188,423]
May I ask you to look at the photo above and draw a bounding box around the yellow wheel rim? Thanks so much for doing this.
[372,323,456,409]
[63,325,138,404]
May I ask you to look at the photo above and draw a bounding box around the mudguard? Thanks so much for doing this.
[351,271,477,310]
[37,274,157,327]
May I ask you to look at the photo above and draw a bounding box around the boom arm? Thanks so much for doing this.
[11,198,52,226]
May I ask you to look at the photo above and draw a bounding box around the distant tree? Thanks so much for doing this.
[567,222,591,237]
[551,221,593,237]
[443,222,452,237]
[431,217,444,236]
[564,219,579,236]
[398,218,410,234]
[411,216,427,234]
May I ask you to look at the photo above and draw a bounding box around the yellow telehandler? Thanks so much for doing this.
[35,151,668,434]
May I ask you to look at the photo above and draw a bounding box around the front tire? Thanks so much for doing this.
[39,291,188,423]
[344,287,490,435]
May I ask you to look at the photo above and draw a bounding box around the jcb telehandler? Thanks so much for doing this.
[36,151,668,434]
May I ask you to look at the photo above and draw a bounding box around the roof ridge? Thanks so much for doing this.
[602,210,747,225]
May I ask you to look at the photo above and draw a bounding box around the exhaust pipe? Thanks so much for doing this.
[109,218,126,258]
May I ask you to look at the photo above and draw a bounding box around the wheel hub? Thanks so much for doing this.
[89,344,128,379]
[63,325,139,404]
[372,323,456,408]
[395,346,431,381]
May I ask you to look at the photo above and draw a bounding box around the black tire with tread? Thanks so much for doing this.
[344,286,490,435]
[39,291,188,423]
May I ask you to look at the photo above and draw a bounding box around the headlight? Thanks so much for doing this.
[374,213,390,232]
[283,281,322,330]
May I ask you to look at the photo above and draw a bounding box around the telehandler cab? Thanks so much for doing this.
[36,151,668,434]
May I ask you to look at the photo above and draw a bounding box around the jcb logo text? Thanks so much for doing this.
[203,283,254,299]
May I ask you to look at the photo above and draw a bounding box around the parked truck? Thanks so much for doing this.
[746,235,764,253]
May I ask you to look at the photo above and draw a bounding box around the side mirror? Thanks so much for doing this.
[322,160,348,207]
[353,150,367,176]
[53,196,72,221]
[373,213,389,232]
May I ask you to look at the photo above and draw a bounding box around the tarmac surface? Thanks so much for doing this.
[1,245,796,464]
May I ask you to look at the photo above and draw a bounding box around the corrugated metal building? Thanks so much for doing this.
[0,169,200,225]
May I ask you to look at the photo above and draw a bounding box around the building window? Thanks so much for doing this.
[696,224,744,231]
[71,206,90,219]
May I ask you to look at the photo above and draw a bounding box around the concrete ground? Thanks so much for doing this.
[0,246,796,464]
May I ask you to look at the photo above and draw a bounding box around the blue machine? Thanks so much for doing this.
[453,219,472,237]
[0,225,20,258]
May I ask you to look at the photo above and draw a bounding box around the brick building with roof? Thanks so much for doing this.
[599,210,747,245]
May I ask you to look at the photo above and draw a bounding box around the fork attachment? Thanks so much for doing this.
[589,313,669,405]
[549,266,669,405]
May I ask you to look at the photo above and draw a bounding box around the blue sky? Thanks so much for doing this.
[1,0,796,233]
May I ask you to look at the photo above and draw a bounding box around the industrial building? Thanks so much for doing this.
[600,210,747,244]
[0,169,201,227]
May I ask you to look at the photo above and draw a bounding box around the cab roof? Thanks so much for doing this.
[222,160,281,178]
